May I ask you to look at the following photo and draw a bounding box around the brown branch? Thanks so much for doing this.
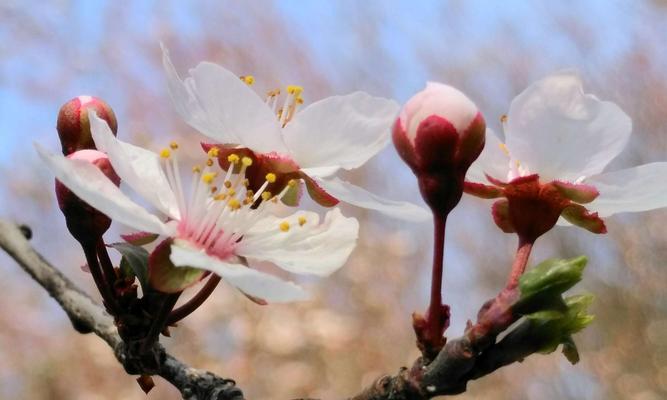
[0,219,244,400]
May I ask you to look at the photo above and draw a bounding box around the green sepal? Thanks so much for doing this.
[148,239,206,293]
[109,242,150,291]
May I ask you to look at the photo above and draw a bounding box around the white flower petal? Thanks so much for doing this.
[35,144,172,235]
[585,162,667,217]
[314,176,431,222]
[466,128,510,183]
[161,44,234,143]
[505,71,632,181]
[283,92,399,171]
[237,208,359,277]
[88,111,180,220]
[300,166,340,178]
[188,62,287,153]
[170,244,308,303]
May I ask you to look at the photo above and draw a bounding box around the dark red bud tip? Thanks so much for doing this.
[56,150,120,244]
[57,96,118,156]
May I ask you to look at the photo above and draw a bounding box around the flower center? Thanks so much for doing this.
[159,143,301,260]
[240,75,304,127]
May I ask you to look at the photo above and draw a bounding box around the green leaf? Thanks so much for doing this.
[109,242,150,290]
[148,239,205,293]
[519,256,588,299]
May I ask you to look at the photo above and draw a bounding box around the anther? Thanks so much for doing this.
[192,165,202,173]
[206,158,214,167]
[265,173,277,183]
[240,75,255,85]
[207,147,220,158]
[279,221,290,232]
[202,173,217,184]
[160,149,171,159]
[243,179,250,187]
[298,216,307,226]
[261,191,272,201]
[287,179,297,187]
[214,194,227,201]
[224,180,232,188]
[169,141,179,150]
[287,85,303,95]
[500,114,508,123]
[241,156,253,167]
[227,188,236,196]
[227,154,240,164]
[228,199,241,210]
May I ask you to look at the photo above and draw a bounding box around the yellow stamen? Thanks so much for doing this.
[227,154,240,164]
[224,180,232,188]
[241,156,253,167]
[214,194,227,201]
[210,186,218,193]
[499,143,510,156]
[227,188,236,196]
[261,191,272,201]
[228,198,241,210]
[243,198,252,205]
[169,141,179,150]
[240,75,255,85]
[279,221,290,232]
[287,179,297,187]
[500,114,508,123]
[243,179,250,187]
[192,165,201,173]
[265,173,277,183]
[287,85,303,95]
[160,148,171,159]
[206,158,214,167]
[298,216,307,226]
[207,147,220,158]
[245,190,254,198]
[202,172,217,184]
[295,96,304,104]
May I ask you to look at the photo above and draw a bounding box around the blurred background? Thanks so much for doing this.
[1,1,666,399]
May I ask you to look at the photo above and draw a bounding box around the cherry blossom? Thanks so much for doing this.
[466,71,667,238]
[36,112,359,303]
[162,45,429,222]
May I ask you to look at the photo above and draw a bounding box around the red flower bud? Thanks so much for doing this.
[56,150,121,244]
[393,83,486,214]
[57,96,118,155]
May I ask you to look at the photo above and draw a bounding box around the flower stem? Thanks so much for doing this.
[427,213,447,334]
[506,237,534,288]
[140,293,180,353]
[81,242,118,314]
[96,239,118,290]
[167,275,221,325]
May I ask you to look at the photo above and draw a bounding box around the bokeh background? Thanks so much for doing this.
[1,1,666,399]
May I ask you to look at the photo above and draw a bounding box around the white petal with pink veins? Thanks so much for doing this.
[466,128,510,183]
[237,209,359,277]
[505,71,632,182]
[170,244,309,303]
[282,92,399,171]
[162,45,285,153]
[314,176,430,222]
[89,111,180,220]
[35,144,173,235]
[584,162,667,217]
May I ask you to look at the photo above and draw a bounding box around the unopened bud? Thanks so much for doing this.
[393,82,486,214]
[56,150,120,244]
[57,96,117,155]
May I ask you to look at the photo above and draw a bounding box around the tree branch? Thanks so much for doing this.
[0,219,244,400]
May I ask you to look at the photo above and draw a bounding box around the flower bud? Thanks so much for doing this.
[57,96,118,155]
[56,150,120,244]
[393,82,486,214]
